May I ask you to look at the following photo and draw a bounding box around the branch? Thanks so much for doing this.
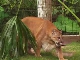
[58,0,80,23]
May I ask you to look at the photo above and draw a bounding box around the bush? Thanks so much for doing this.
[54,15,80,33]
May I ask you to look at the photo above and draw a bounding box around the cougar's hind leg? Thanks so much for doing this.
[25,42,35,55]
[35,42,42,57]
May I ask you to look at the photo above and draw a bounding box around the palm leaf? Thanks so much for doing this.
[0,16,17,60]
[0,16,36,60]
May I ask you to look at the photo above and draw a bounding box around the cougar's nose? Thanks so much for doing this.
[58,37,60,40]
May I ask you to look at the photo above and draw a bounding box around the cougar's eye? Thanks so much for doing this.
[52,31,54,34]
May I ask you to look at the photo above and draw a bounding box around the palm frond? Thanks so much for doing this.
[0,16,36,60]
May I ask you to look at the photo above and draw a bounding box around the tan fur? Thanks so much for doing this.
[22,17,65,60]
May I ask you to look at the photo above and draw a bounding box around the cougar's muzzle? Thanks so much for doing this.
[55,40,65,48]
[50,29,65,47]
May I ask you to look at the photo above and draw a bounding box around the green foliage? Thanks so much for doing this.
[0,16,17,60]
[19,0,37,17]
[0,0,10,6]
[0,0,37,18]
[21,0,37,9]
[58,0,80,23]
[0,16,36,60]
[0,6,9,20]
[65,0,80,13]
[66,0,79,4]
[0,6,9,33]
[0,6,4,11]
[0,0,37,60]
[54,15,80,32]
[53,0,80,17]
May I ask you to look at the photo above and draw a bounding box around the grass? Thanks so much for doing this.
[20,52,58,60]
[62,42,80,60]
[20,41,80,60]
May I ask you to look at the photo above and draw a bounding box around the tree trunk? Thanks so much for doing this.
[37,0,52,22]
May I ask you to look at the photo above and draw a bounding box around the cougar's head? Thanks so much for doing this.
[42,29,64,51]
[49,29,64,47]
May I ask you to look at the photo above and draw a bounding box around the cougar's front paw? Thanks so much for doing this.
[59,58,68,60]
[35,54,42,57]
